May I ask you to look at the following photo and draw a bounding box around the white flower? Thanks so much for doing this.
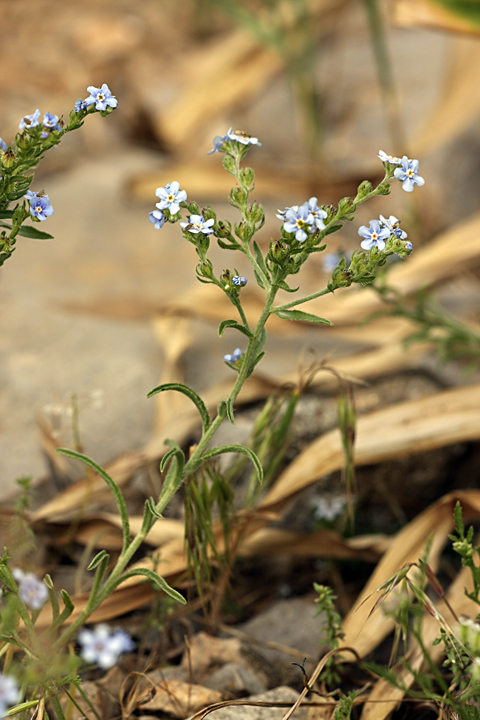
[12,568,48,610]
[78,624,134,669]
[0,674,20,717]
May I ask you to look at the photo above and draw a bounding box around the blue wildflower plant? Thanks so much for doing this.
[0,84,118,266]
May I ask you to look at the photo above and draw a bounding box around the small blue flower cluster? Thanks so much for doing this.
[378,150,425,193]
[277,197,328,242]
[358,214,410,251]
[19,109,63,138]
[232,275,247,287]
[224,348,242,364]
[74,84,118,113]
[24,190,54,222]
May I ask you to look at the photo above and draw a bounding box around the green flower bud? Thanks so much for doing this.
[217,221,231,238]
[337,196,354,214]
[269,240,288,262]
[240,166,254,188]
[230,186,247,205]
[1,149,16,169]
[356,180,373,198]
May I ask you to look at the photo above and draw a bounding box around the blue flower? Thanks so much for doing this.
[276,205,298,222]
[85,84,118,111]
[358,219,391,251]
[379,214,407,240]
[155,181,187,215]
[78,624,134,669]
[74,98,88,113]
[393,156,425,192]
[232,276,247,287]
[180,214,215,235]
[378,150,401,165]
[306,197,328,231]
[12,568,48,610]
[25,191,54,222]
[149,210,165,229]
[0,674,20,718]
[208,133,229,155]
[224,348,242,364]
[283,204,314,242]
[19,109,41,130]
[42,112,61,132]
[0,138,7,151]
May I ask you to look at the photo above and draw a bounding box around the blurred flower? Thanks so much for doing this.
[0,674,20,717]
[232,275,247,286]
[0,138,7,151]
[25,192,54,222]
[226,128,261,147]
[378,150,401,165]
[283,204,314,242]
[42,112,61,131]
[358,219,390,251]
[224,348,242,363]
[155,181,187,215]
[78,624,134,669]
[149,210,165,229]
[306,197,328,231]
[311,495,346,522]
[85,84,118,112]
[180,214,214,235]
[379,214,407,240]
[19,109,41,131]
[12,568,48,610]
[208,128,261,154]
[394,156,425,192]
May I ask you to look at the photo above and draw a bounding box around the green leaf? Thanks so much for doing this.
[147,382,210,434]
[17,225,53,240]
[218,319,252,339]
[118,568,186,604]
[56,449,131,553]
[277,279,299,293]
[252,240,269,279]
[87,550,109,571]
[0,211,14,219]
[160,440,185,475]
[325,224,343,236]
[273,308,333,325]
[60,589,74,612]
[201,444,263,484]
[226,398,235,424]
[145,496,163,520]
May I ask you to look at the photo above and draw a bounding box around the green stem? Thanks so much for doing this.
[274,285,333,312]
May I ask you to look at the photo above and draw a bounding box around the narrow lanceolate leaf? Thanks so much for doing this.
[218,319,252,339]
[160,439,185,475]
[87,550,110,571]
[17,226,53,240]
[273,308,333,325]
[147,382,210,434]
[201,444,263,484]
[56,449,131,553]
[0,211,14,219]
[117,568,186,604]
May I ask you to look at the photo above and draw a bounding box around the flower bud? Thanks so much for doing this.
[217,221,231,238]
[240,167,254,188]
[338,197,354,214]
[1,149,16,169]
[356,180,373,199]
[269,240,289,262]
[230,187,247,205]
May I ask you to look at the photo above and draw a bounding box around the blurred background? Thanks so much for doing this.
[1,0,480,493]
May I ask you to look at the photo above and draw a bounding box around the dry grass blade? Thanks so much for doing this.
[394,0,480,36]
[358,541,479,720]
[412,36,480,154]
[258,385,480,511]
